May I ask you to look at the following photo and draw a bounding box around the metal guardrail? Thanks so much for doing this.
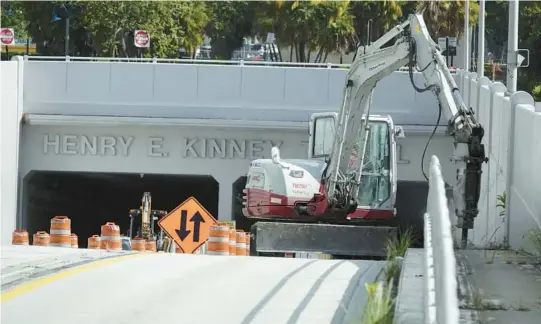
[15,55,457,73]
[19,55,350,69]
[424,155,459,324]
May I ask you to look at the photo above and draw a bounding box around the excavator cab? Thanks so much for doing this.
[308,112,403,219]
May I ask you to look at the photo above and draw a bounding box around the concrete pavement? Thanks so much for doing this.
[456,249,541,324]
[1,245,384,324]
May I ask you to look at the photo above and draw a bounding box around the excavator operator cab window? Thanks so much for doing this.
[309,112,338,159]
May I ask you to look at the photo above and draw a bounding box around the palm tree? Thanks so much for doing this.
[416,0,480,38]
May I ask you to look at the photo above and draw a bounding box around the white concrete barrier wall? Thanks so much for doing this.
[424,155,459,324]
[456,70,541,252]
[0,59,24,245]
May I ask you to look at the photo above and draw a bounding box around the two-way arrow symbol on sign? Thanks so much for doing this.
[176,210,206,242]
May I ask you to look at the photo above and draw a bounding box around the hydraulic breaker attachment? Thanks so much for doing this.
[250,221,397,258]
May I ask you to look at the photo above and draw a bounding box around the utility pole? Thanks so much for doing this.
[464,0,470,71]
[367,19,372,46]
[478,0,485,77]
[506,0,519,93]
[65,16,70,56]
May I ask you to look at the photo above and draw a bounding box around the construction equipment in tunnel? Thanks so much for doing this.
[50,216,71,247]
[128,192,168,251]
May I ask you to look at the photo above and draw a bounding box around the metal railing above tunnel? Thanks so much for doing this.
[424,155,459,324]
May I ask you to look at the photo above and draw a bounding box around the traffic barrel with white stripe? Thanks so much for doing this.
[88,235,101,249]
[12,229,29,245]
[50,216,71,247]
[245,232,251,256]
[229,228,237,256]
[235,230,247,256]
[131,237,146,251]
[71,233,78,248]
[33,231,50,246]
[145,239,157,252]
[100,222,121,250]
[207,224,230,255]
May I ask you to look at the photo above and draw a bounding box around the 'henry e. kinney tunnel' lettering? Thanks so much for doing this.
[43,135,134,156]
[181,138,283,159]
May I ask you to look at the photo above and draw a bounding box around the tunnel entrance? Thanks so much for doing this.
[23,171,219,247]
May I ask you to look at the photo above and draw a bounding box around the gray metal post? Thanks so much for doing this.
[506,0,519,93]
[464,0,470,71]
[65,16,70,55]
[478,0,485,77]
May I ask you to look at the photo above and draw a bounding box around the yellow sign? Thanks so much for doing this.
[158,197,218,254]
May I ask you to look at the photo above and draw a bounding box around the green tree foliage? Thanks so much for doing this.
[416,0,480,38]
[350,0,412,46]
[205,1,256,60]
[80,1,210,58]
[255,0,358,63]
[1,1,29,39]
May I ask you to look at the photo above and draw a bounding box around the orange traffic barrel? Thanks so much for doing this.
[50,216,71,247]
[12,229,29,245]
[33,231,50,246]
[245,232,251,256]
[207,224,230,256]
[229,228,237,256]
[88,235,101,249]
[235,230,247,256]
[145,239,157,252]
[131,237,146,251]
[71,233,78,248]
[100,222,121,250]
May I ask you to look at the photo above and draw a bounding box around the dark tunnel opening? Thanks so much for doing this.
[23,171,219,248]
[232,176,256,233]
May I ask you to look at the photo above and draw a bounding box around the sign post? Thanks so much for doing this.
[158,197,218,254]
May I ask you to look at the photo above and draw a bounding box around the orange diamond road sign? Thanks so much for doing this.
[158,197,218,254]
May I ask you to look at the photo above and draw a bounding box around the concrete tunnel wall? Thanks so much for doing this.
[2,58,463,245]
[1,60,23,245]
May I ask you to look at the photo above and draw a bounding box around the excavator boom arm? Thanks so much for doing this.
[324,14,486,242]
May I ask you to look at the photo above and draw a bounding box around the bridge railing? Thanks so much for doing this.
[424,155,459,324]
[18,55,457,74]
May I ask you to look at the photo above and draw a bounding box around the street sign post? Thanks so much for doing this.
[134,30,150,48]
[158,197,218,254]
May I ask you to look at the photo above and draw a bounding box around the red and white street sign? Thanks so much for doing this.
[134,30,150,48]
[0,28,15,46]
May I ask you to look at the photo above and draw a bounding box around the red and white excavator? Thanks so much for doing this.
[242,13,487,257]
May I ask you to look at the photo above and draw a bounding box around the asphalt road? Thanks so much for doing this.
[1,245,384,324]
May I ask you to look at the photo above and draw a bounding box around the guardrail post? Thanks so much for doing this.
[424,212,436,324]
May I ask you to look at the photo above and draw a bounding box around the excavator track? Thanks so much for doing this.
[250,221,397,258]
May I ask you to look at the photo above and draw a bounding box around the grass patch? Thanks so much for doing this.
[361,281,395,324]
[461,289,508,311]
[360,228,413,324]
